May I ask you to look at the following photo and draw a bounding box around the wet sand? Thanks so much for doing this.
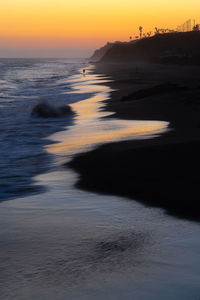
[1,66,200,299]
[69,63,200,221]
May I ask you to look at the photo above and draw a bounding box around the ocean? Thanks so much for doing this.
[0,59,200,300]
[0,58,89,200]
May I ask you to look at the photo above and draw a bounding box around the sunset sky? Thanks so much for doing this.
[0,0,199,57]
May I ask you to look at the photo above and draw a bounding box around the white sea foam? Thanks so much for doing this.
[0,60,200,300]
[0,58,89,200]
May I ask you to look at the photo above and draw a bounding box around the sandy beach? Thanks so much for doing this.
[1,61,200,299]
[2,0,200,297]
[69,62,200,220]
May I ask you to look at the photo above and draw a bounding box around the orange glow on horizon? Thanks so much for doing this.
[0,0,200,52]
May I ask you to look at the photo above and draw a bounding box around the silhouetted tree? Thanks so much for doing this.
[139,26,143,39]
[193,24,200,31]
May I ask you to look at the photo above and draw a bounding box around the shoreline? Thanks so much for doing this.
[2,61,200,299]
[69,62,200,221]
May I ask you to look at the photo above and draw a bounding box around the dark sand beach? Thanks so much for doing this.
[69,62,200,221]
[2,60,200,299]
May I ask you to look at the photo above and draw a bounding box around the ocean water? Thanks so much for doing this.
[0,59,200,300]
[0,59,168,201]
[0,58,89,200]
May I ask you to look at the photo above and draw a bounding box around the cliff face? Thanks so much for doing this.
[90,41,130,62]
[90,42,114,62]
[100,32,200,64]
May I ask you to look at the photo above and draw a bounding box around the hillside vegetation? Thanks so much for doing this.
[98,32,200,64]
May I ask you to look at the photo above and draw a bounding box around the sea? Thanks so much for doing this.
[0,58,200,300]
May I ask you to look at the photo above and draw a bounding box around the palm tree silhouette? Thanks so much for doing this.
[139,26,143,39]
[147,31,152,37]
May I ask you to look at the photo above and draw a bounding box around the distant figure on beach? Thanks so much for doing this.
[83,69,86,76]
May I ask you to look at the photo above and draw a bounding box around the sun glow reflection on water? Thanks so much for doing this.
[47,66,169,158]
[1,65,200,300]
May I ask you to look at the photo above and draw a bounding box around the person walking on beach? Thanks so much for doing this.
[83,69,86,76]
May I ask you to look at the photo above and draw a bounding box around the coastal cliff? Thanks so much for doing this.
[93,32,200,64]
[90,41,130,62]
[90,42,114,62]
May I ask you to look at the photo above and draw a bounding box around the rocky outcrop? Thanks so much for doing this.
[31,102,74,118]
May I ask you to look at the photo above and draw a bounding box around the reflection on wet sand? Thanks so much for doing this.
[1,66,200,300]
[47,67,169,158]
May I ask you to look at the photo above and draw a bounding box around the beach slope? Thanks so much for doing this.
[69,62,200,221]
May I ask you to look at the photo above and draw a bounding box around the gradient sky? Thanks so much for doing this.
[0,0,199,57]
